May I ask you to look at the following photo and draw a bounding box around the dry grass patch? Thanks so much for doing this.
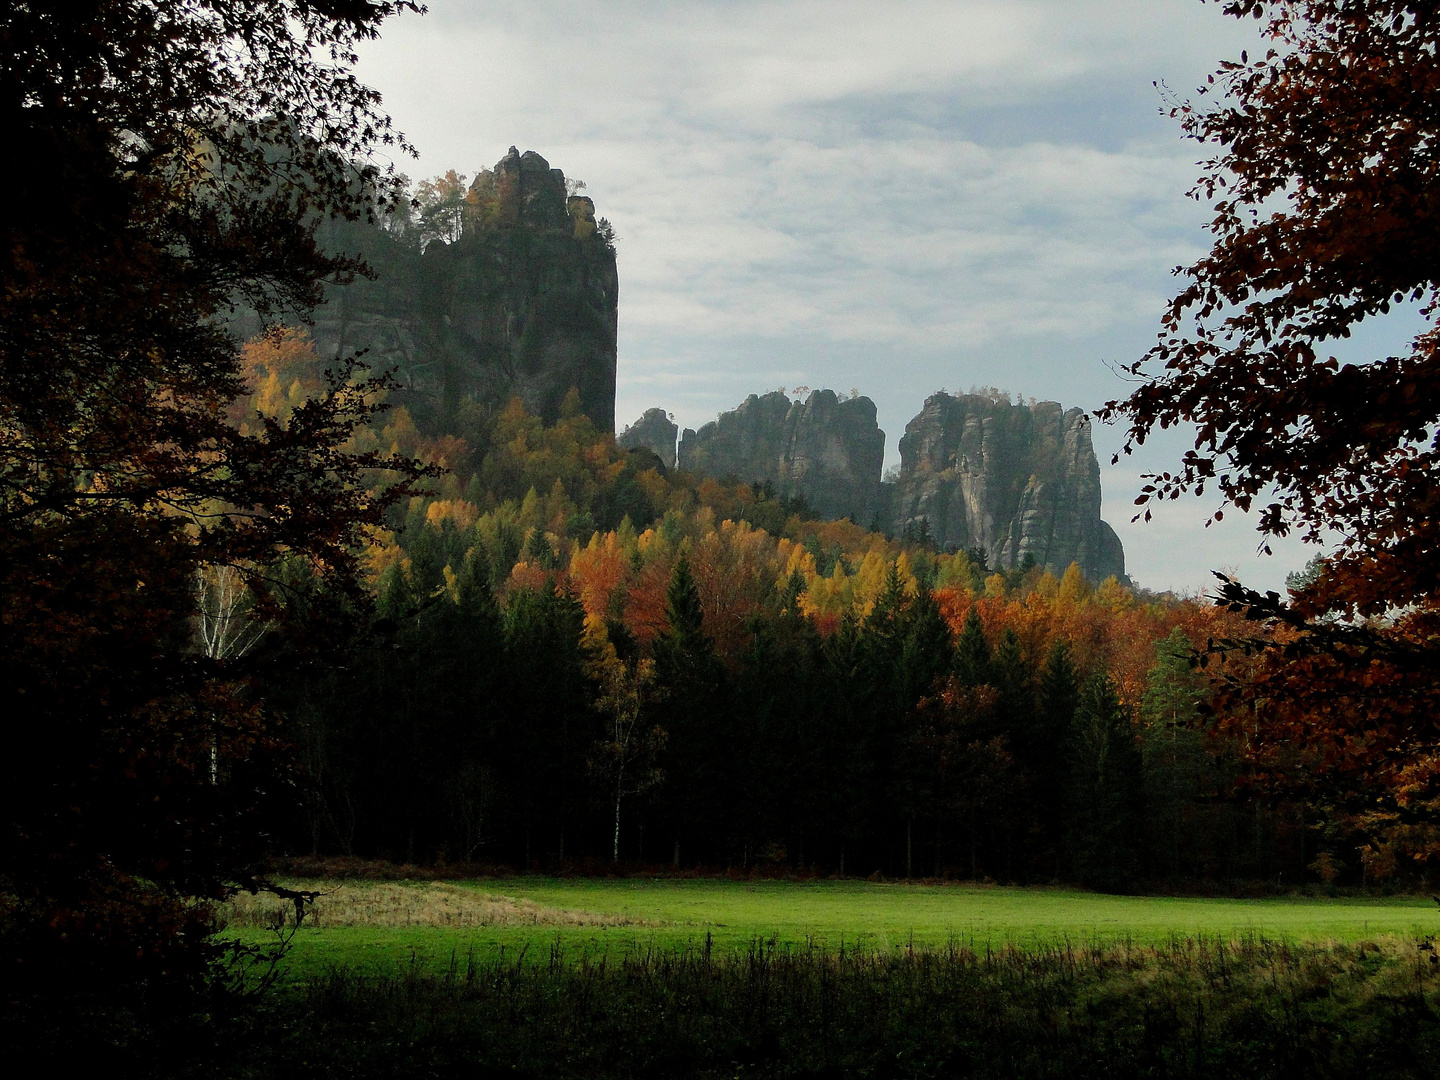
[222,880,642,929]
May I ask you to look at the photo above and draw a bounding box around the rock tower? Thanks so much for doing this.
[675,390,886,525]
[296,147,619,431]
[889,392,1126,582]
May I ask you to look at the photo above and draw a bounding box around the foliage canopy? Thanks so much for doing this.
[1100,0,1440,872]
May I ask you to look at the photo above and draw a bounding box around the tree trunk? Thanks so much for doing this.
[906,819,913,879]
[613,794,621,864]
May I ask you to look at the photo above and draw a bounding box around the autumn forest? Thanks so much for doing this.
[237,329,1367,891]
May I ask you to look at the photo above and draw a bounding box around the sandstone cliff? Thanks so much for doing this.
[890,392,1126,582]
[296,147,618,431]
[617,408,679,469]
[677,390,886,524]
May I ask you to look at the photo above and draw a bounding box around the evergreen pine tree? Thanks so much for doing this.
[1035,639,1081,876]
[863,564,911,709]
[523,527,557,569]
[375,560,416,623]
[820,611,866,874]
[1067,672,1144,892]
[502,583,593,868]
[850,570,919,875]
[893,586,955,876]
[869,562,909,637]
[987,628,1034,875]
[955,608,991,687]
[1139,627,1210,880]
[1040,641,1081,733]
[992,629,1030,723]
[780,567,808,616]
[901,586,955,706]
[654,549,728,865]
[664,550,706,642]
[406,522,446,600]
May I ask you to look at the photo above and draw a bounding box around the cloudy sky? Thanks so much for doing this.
[354,0,1419,594]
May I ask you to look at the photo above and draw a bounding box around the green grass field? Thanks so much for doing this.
[228,878,1440,975]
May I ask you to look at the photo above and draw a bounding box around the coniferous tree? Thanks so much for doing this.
[1140,628,1211,880]
[439,555,507,862]
[851,563,914,871]
[733,588,828,871]
[955,608,992,688]
[901,586,955,706]
[822,611,870,873]
[1067,673,1144,891]
[988,628,1033,875]
[1036,640,1081,875]
[663,550,706,642]
[893,586,955,875]
[991,629,1032,739]
[503,582,593,868]
[780,566,808,615]
[654,550,728,865]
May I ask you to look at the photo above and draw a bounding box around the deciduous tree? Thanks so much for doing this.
[1,0,425,1020]
[1100,0,1440,870]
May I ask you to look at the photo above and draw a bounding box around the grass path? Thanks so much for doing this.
[231,878,1440,975]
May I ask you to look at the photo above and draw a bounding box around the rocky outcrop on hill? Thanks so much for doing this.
[677,390,886,524]
[618,387,1125,581]
[617,408,679,469]
[269,147,618,431]
[890,392,1126,583]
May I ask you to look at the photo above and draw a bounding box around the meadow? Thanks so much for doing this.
[225,877,1440,975]
[206,879,1440,1078]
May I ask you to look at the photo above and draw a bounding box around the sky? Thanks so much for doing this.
[353,0,1421,594]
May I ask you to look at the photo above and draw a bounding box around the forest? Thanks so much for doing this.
[239,330,1353,892]
[10,1,1440,1074]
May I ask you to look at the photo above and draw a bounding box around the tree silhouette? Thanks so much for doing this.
[1,0,426,1022]
[1067,674,1144,891]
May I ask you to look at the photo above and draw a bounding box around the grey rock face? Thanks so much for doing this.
[678,390,885,524]
[890,393,1125,582]
[288,147,618,431]
[617,408,679,469]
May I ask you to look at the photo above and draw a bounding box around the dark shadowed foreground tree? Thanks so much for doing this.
[1100,0,1440,869]
[0,0,423,1031]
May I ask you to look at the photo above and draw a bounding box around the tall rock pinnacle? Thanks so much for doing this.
[292,147,619,432]
[890,392,1126,583]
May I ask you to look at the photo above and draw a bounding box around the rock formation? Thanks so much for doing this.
[677,390,886,524]
[617,387,1125,582]
[617,408,679,469]
[271,147,619,431]
[889,392,1126,582]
